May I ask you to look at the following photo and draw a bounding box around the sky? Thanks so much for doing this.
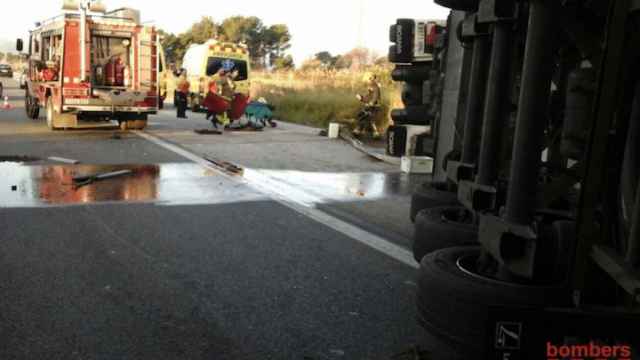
[1,0,450,65]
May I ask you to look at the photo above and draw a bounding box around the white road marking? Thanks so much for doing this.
[135,130,418,269]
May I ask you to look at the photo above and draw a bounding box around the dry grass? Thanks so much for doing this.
[251,67,401,131]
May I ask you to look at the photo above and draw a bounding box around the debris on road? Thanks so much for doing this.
[204,156,244,175]
[195,129,223,135]
[48,156,80,164]
[338,127,401,165]
[111,133,123,140]
[329,349,345,357]
[72,169,134,188]
[0,155,40,163]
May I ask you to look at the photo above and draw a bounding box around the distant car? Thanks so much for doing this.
[0,64,13,78]
[19,70,27,89]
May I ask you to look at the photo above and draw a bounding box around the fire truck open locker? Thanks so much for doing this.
[17,1,159,131]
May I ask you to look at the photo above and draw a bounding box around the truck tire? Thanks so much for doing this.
[416,246,570,357]
[410,181,458,222]
[412,206,477,262]
[133,119,148,130]
[46,97,58,130]
[434,0,479,11]
[25,91,40,119]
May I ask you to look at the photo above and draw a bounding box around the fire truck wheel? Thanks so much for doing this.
[46,97,58,130]
[412,206,477,263]
[133,120,147,130]
[434,0,479,11]
[410,182,458,222]
[25,92,39,119]
[416,246,570,357]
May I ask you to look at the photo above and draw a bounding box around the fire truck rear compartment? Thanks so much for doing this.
[91,35,133,89]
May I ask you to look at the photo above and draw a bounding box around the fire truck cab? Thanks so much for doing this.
[17,1,159,131]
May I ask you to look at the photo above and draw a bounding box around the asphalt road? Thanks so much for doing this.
[0,79,428,359]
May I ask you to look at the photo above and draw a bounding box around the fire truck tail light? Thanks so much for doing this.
[426,23,438,46]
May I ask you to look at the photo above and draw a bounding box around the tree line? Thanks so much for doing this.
[160,16,293,70]
[303,48,388,72]
[0,52,23,65]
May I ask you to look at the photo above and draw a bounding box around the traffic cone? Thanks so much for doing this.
[2,96,11,110]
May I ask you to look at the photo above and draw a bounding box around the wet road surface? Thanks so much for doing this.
[0,79,427,359]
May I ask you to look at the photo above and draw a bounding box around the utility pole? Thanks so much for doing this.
[357,0,364,48]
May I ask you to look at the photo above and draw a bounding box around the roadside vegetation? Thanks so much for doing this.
[251,60,401,132]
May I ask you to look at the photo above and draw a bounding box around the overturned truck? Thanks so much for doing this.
[18,3,159,130]
[392,0,640,358]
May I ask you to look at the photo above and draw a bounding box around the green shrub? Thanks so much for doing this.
[252,69,401,131]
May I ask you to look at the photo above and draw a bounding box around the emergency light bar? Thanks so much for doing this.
[62,0,106,13]
[62,0,80,11]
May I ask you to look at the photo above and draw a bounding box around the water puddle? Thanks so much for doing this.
[0,163,263,207]
[0,161,429,208]
[242,169,427,206]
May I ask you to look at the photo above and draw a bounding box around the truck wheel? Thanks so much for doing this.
[25,91,40,119]
[46,97,58,130]
[434,0,479,11]
[416,246,570,357]
[413,206,477,262]
[133,119,147,130]
[410,181,458,222]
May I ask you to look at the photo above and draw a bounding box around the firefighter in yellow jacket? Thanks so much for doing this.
[354,73,382,139]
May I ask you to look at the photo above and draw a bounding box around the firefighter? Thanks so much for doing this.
[176,71,190,119]
[216,68,234,102]
[354,73,382,139]
[228,69,240,94]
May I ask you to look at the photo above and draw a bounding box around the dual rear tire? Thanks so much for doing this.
[416,245,570,358]
[410,181,458,222]
[119,119,148,131]
[25,90,40,120]
[412,206,477,262]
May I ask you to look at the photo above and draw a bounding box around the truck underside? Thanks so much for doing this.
[398,0,640,357]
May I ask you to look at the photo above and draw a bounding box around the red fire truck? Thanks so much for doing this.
[17,2,159,130]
